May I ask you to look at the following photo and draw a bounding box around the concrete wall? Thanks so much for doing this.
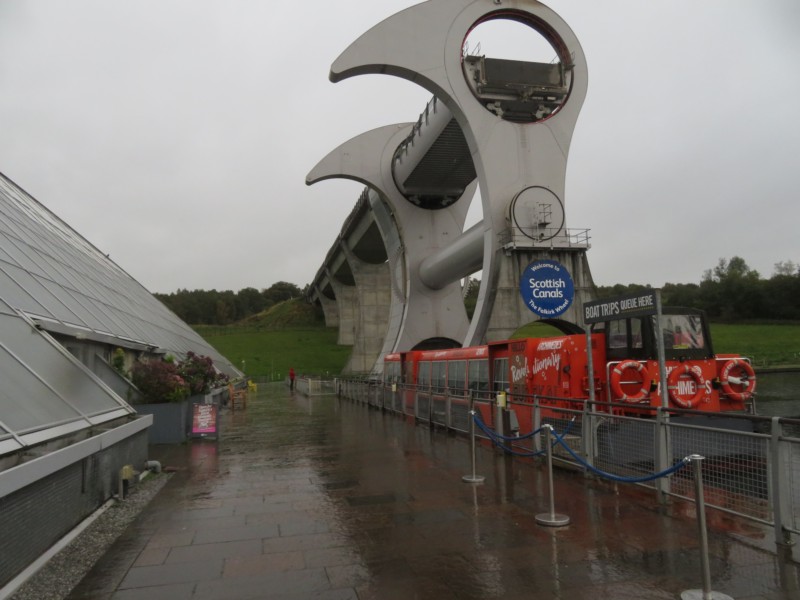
[485,249,595,342]
[0,427,149,589]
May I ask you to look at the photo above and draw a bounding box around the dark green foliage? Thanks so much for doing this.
[155,256,798,331]
[155,281,303,325]
[595,256,800,322]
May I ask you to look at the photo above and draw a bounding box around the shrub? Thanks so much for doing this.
[131,359,189,403]
[177,351,228,395]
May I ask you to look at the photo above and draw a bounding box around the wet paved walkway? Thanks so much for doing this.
[68,384,800,599]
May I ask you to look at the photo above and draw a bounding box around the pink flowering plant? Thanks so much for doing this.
[131,358,189,403]
[178,351,228,395]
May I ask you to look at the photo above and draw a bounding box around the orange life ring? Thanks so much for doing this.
[719,359,756,402]
[610,360,651,402]
[667,365,706,408]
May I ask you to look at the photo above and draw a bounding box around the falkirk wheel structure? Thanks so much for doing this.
[307,0,596,375]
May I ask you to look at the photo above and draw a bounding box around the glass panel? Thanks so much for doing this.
[631,318,643,349]
[468,359,489,394]
[608,319,627,349]
[661,314,706,351]
[432,361,446,393]
[0,265,54,317]
[0,310,130,435]
[493,358,509,392]
[447,360,466,395]
[418,362,430,388]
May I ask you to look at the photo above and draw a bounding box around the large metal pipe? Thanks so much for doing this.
[418,222,484,290]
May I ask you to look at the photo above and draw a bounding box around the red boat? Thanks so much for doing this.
[384,307,756,433]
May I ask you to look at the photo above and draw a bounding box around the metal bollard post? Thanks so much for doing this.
[535,425,569,527]
[462,393,485,484]
[681,455,733,600]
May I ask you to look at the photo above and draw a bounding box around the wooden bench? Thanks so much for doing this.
[228,383,247,410]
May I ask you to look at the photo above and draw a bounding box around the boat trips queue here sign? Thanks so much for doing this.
[519,259,575,318]
[583,290,658,324]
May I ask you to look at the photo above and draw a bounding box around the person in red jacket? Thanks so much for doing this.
[289,367,295,390]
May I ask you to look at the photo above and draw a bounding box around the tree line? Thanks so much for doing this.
[596,257,800,321]
[155,281,303,325]
[158,257,799,326]
[465,257,799,322]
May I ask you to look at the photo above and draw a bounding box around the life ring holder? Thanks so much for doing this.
[719,359,756,402]
[667,365,705,408]
[610,360,651,403]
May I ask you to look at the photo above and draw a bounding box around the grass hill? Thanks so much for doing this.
[194,299,350,379]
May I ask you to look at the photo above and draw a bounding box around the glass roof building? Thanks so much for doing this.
[0,172,240,456]
[0,172,241,591]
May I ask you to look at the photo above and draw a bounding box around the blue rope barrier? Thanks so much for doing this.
[472,412,574,458]
[551,429,690,483]
[473,412,544,442]
[471,412,690,483]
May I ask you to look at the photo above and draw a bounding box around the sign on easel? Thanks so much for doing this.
[191,403,218,438]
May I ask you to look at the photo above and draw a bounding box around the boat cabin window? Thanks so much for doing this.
[604,318,645,359]
[448,360,466,395]
[493,358,509,393]
[468,359,489,395]
[659,314,708,357]
[607,319,643,350]
[432,361,447,393]
[418,361,430,388]
[384,360,401,384]
[602,309,712,361]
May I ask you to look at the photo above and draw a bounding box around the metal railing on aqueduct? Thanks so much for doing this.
[335,378,800,554]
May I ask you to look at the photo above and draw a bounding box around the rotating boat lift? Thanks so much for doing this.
[307,0,595,374]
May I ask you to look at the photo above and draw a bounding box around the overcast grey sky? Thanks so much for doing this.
[1,1,798,294]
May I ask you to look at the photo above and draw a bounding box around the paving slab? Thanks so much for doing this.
[67,384,800,599]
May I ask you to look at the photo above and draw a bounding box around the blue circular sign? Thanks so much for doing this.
[519,259,575,318]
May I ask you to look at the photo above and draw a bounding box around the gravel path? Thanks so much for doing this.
[10,472,172,600]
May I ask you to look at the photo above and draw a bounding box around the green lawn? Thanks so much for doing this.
[710,323,800,368]
[196,321,800,378]
[198,327,350,380]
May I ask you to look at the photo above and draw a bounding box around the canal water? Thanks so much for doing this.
[754,371,800,417]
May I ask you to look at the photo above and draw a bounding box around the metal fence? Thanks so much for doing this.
[334,378,800,553]
[296,377,337,396]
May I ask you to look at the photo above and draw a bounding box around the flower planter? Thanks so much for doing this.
[135,400,190,444]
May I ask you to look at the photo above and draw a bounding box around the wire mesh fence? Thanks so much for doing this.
[334,378,800,547]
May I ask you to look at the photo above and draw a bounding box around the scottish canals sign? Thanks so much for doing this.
[519,259,574,318]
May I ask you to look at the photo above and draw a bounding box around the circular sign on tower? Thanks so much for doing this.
[519,259,574,318]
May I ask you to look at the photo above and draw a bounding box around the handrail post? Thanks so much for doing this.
[533,396,542,453]
[655,407,671,503]
[581,399,594,470]
[770,417,795,552]
[535,425,570,527]
[462,391,485,484]
[680,455,733,600]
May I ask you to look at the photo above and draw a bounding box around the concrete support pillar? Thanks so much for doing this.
[338,242,391,375]
[327,269,357,347]
[315,288,339,329]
